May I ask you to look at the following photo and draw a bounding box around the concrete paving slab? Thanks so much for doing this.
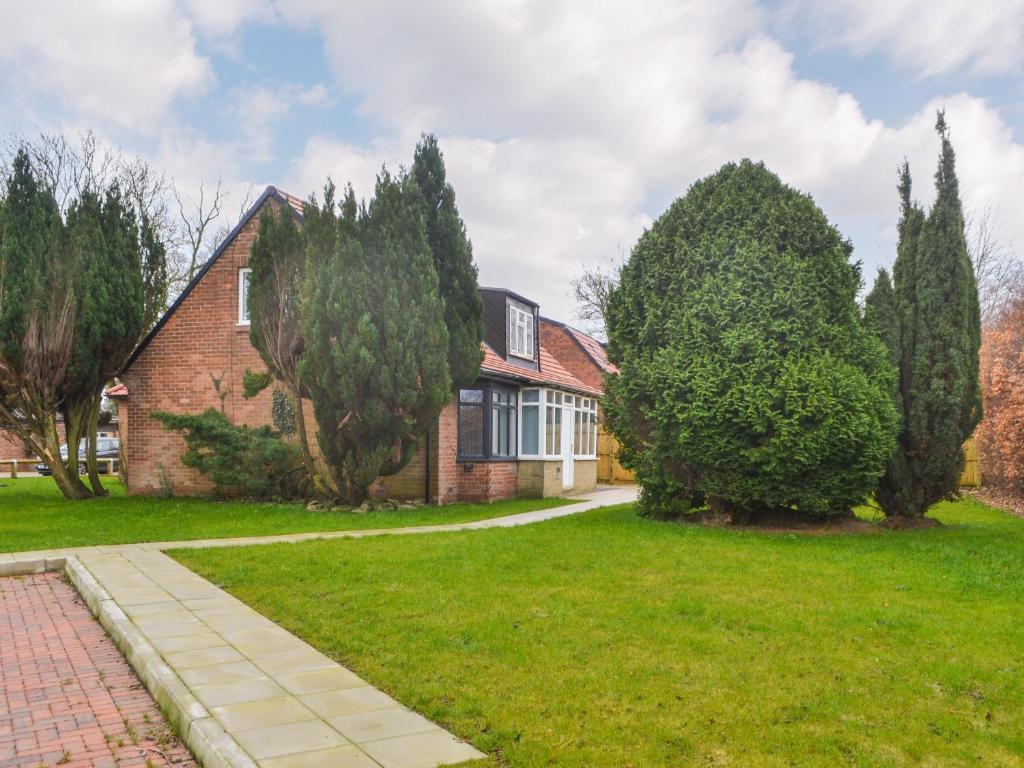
[278,666,366,695]
[178,660,268,687]
[210,696,318,732]
[360,729,486,768]
[192,676,288,708]
[258,744,382,768]
[232,719,351,759]
[328,708,440,744]
[300,686,400,718]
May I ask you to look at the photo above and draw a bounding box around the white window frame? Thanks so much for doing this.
[517,387,598,461]
[238,268,252,325]
[508,301,535,360]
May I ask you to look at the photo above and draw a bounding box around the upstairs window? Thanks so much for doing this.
[239,268,252,325]
[509,301,534,359]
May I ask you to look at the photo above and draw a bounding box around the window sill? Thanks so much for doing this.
[456,456,519,463]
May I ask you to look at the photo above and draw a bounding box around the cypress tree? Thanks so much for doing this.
[411,135,483,388]
[63,186,147,494]
[300,170,450,504]
[870,113,982,518]
[605,160,898,521]
[0,151,84,498]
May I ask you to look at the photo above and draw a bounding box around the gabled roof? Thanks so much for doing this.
[480,342,602,396]
[124,185,303,371]
[541,317,619,375]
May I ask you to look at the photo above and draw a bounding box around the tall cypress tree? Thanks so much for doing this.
[868,113,982,518]
[0,151,83,498]
[300,170,451,504]
[411,135,483,388]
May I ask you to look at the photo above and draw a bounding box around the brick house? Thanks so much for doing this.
[117,186,604,502]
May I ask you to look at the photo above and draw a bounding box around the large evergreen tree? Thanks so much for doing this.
[0,151,82,498]
[248,200,319,488]
[411,135,483,388]
[605,160,898,522]
[300,170,451,504]
[867,113,982,518]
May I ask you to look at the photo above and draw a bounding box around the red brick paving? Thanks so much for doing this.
[0,573,196,768]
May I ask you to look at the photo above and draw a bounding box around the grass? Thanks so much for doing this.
[0,476,572,553]
[174,497,1024,767]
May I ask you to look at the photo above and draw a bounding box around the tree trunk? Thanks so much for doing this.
[290,380,332,497]
[41,413,92,500]
[85,396,108,496]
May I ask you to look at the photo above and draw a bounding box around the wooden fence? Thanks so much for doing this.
[960,436,981,488]
[597,429,635,484]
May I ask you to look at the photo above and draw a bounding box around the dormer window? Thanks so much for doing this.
[509,300,534,359]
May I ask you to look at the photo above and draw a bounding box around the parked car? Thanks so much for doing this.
[36,438,120,476]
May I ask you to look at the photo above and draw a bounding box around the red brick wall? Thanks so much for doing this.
[455,460,518,503]
[0,430,26,461]
[539,321,604,391]
[122,201,278,495]
[121,197,442,501]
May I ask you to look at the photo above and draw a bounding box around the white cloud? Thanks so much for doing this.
[0,0,210,130]
[782,0,1024,77]
[181,0,275,38]
[271,0,1024,319]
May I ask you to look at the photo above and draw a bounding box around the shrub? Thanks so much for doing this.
[153,409,305,499]
[605,160,898,521]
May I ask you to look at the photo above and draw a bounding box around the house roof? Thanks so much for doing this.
[104,383,128,399]
[541,317,619,375]
[124,185,303,371]
[480,342,603,396]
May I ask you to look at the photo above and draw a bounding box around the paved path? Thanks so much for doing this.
[0,573,196,768]
[1,487,638,768]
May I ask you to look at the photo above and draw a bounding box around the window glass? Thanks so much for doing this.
[458,405,484,456]
[522,405,540,454]
[546,405,561,454]
[491,390,517,456]
[460,389,484,404]
[522,388,540,403]
[574,409,583,455]
[239,268,252,324]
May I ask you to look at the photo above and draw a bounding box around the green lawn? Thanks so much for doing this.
[0,477,571,553]
[174,497,1024,767]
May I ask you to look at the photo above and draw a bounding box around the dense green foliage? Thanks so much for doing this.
[411,134,484,388]
[0,477,571,552]
[867,115,982,518]
[0,148,167,499]
[605,160,898,521]
[153,409,304,499]
[177,498,1024,767]
[301,172,451,504]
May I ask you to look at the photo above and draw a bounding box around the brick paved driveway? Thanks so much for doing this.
[0,573,195,768]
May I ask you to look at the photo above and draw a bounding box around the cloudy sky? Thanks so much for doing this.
[1,0,1022,322]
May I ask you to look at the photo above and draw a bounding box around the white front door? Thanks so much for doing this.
[561,403,574,490]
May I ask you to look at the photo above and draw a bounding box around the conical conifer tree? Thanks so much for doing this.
[411,135,483,388]
[300,170,451,504]
[868,113,982,518]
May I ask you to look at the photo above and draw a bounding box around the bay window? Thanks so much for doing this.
[519,388,599,460]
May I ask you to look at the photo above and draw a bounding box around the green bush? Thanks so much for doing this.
[605,160,899,521]
[153,409,305,499]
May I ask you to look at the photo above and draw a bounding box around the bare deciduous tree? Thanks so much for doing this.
[966,204,1024,324]
[570,252,623,340]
